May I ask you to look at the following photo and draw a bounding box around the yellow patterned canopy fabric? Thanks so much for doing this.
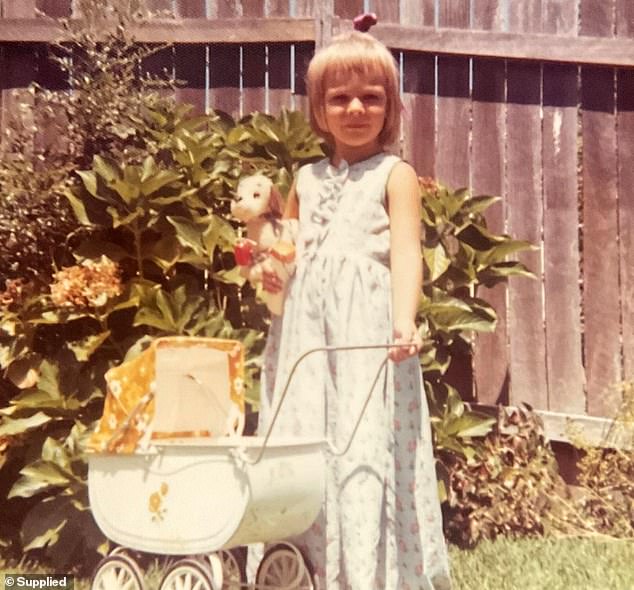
[88,337,245,453]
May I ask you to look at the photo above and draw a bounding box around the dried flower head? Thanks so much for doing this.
[419,176,442,196]
[50,256,122,309]
[0,278,33,309]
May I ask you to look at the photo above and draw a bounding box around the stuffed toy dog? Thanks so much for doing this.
[230,174,297,315]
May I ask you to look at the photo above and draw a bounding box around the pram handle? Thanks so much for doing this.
[248,343,408,465]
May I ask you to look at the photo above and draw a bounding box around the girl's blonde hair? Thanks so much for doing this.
[306,31,402,147]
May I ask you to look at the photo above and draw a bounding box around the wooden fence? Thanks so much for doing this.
[1,0,633,439]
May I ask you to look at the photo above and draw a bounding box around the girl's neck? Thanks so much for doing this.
[331,145,384,167]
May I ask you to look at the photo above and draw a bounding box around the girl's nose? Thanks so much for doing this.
[347,97,364,113]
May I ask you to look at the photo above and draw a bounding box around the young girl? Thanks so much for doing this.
[257,30,451,590]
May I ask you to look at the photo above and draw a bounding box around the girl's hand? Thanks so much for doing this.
[261,259,283,294]
[390,322,422,363]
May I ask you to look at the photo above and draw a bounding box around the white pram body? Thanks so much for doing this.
[87,337,389,590]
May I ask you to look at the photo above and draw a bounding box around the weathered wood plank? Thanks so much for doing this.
[292,41,313,117]
[542,64,585,414]
[399,0,425,27]
[268,43,292,114]
[506,62,548,410]
[580,1,620,418]
[580,0,614,37]
[438,0,470,29]
[214,0,241,18]
[372,0,399,24]
[401,51,435,177]
[209,44,240,118]
[174,0,206,113]
[35,0,71,17]
[174,44,206,114]
[294,0,314,17]
[266,0,290,17]
[265,1,291,115]
[472,0,504,31]
[243,44,266,116]
[509,0,542,33]
[435,45,472,400]
[435,56,470,188]
[616,0,634,383]
[542,0,578,35]
[369,24,634,66]
[334,0,363,20]
[472,58,509,406]
[617,69,634,382]
[582,66,621,417]
[616,0,634,36]
[1,0,37,17]
[175,0,206,18]
[1,20,634,67]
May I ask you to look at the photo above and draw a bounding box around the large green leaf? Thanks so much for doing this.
[0,412,53,437]
[167,216,204,254]
[67,331,111,362]
[9,461,71,498]
[424,244,451,281]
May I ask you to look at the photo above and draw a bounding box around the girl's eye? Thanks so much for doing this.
[363,94,382,102]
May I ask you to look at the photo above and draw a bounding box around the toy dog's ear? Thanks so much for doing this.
[268,184,284,218]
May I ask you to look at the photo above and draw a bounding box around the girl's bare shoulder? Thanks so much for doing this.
[387,160,419,196]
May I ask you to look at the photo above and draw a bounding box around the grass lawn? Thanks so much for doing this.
[449,537,634,590]
[2,537,633,589]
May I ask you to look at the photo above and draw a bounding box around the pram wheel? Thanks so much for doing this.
[91,554,145,590]
[255,542,313,589]
[159,558,221,590]
[218,549,245,589]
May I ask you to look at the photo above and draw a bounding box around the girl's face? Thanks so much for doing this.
[321,71,387,163]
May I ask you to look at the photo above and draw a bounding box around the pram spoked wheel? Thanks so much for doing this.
[90,552,145,590]
[159,556,223,590]
[218,549,245,589]
[255,542,314,589]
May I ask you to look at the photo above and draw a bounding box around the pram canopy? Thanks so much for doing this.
[88,337,245,453]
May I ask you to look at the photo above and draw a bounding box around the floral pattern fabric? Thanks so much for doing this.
[257,153,452,589]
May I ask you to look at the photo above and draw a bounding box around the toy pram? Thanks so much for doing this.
[87,337,393,590]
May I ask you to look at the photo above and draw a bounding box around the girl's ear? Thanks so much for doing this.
[268,184,284,218]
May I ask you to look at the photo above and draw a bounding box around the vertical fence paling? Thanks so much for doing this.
[471,1,509,406]
[542,0,585,414]
[401,51,435,178]
[434,1,473,399]
[617,0,634,384]
[174,0,206,115]
[504,0,547,411]
[580,0,621,417]
[266,0,292,116]
[242,2,266,117]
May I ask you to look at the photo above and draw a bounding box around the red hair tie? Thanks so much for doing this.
[353,12,378,32]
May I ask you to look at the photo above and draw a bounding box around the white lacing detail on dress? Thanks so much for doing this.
[303,160,350,259]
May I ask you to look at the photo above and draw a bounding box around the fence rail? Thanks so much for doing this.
[1,17,634,66]
[1,0,633,429]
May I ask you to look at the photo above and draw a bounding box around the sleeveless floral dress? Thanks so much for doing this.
[257,152,452,590]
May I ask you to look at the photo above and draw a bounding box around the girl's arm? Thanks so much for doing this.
[387,161,423,362]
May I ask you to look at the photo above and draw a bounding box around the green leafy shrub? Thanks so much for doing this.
[416,178,534,489]
[0,7,324,571]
